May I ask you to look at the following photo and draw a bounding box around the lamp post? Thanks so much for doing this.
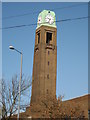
[9,45,22,120]
[88,110,90,120]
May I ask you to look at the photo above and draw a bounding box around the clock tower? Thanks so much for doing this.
[31,10,57,103]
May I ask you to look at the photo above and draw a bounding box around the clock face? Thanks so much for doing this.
[38,16,42,24]
[37,10,56,29]
[45,14,54,24]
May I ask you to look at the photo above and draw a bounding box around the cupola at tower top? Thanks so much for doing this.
[37,10,56,29]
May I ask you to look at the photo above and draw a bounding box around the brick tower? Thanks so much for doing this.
[31,10,57,103]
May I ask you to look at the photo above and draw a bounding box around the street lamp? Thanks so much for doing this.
[88,110,90,120]
[9,45,22,120]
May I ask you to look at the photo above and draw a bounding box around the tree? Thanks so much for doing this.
[0,75,32,120]
[29,95,85,119]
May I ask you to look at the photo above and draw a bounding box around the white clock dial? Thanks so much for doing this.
[45,14,54,24]
[49,15,54,24]
[45,15,49,23]
[38,16,42,24]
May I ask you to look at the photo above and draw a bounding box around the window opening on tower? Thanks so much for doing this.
[48,61,49,65]
[47,74,49,79]
[47,89,48,94]
[48,51,50,55]
[37,32,40,44]
[46,32,52,44]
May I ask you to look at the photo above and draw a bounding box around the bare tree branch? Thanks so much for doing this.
[0,75,32,119]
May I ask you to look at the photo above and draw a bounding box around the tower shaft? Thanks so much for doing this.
[31,26,57,103]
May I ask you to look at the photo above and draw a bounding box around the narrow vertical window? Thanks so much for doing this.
[37,33,40,44]
[46,32,52,44]
[48,61,49,66]
[47,74,49,79]
[48,51,50,55]
[47,89,48,94]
